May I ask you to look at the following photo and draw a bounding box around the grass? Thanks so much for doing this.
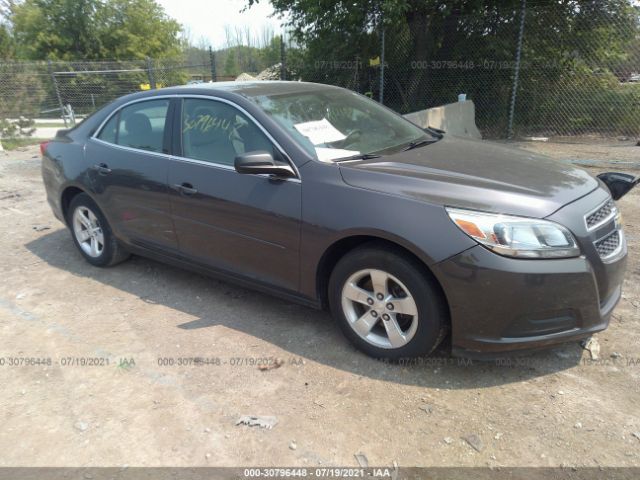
[0,137,48,151]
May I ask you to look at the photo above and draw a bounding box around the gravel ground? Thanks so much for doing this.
[0,143,638,468]
[511,138,640,169]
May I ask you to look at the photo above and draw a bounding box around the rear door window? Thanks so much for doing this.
[98,99,170,153]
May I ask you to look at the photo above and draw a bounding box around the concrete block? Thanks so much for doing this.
[403,100,482,139]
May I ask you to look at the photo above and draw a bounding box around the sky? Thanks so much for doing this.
[156,0,283,49]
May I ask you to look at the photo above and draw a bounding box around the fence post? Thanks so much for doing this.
[209,47,217,82]
[280,36,286,80]
[507,0,527,139]
[146,57,157,89]
[48,60,67,127]
[354,56,360,93]
[379,14,385,104]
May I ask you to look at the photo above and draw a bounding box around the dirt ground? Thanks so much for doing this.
[0,141,639,468]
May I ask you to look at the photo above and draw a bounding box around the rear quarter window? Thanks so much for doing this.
[97,113,118,143]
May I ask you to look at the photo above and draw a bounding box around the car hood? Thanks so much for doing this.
[338,136,598,218]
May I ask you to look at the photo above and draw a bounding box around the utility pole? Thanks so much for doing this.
[379,11,385,104]
[146,57,156,89]
[280,36,286,80]
[209,47,217,82]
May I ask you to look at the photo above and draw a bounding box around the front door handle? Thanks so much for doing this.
[174,182,198,195]
[93,163,112,175]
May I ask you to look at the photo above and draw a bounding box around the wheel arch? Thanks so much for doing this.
[60,185,87,225]
[61,184,115,227]
[315,234,451,321]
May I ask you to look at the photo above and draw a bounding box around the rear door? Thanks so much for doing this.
[167,97,301,291]
[86,98,178,250]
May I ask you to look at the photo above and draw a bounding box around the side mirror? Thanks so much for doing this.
[597,172,639,200]
[234,151,296,178]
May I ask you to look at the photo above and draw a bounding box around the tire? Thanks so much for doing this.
[67,193,129,267]
[328,244,448,359]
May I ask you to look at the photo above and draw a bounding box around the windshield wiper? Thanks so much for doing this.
[402,138,440,151]
[425,126,445,137]
[335,153,382,162]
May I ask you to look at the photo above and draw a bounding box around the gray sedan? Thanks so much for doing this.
[41,81,635,358]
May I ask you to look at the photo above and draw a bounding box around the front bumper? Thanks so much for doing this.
[433,244,626,356]
[432,186,628,356]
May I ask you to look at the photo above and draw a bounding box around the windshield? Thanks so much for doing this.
[248,88,435,162]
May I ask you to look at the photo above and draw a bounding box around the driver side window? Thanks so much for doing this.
[181,98,277,166]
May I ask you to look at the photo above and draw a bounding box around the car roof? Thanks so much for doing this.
[101,81,350,115]
[149,80,346,99]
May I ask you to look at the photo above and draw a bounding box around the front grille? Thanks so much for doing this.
[594,230,621,258]
[585,199,616,230]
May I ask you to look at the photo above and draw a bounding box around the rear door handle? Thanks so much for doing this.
[93,163,112,175]
[173,182,198,195]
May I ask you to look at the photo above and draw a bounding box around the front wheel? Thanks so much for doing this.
[328,245,448,359]
[67,193,129,267]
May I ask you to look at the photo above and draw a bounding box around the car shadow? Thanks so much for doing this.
[25,229,586,389]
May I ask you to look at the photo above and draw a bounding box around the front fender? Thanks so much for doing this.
[297,160,476,299]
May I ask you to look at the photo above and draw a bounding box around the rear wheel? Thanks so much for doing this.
[329,245,447,358]
[67,193,129,267]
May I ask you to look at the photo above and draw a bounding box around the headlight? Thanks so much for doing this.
[446,207,580,259]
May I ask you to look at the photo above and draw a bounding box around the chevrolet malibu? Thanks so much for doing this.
[41,81,635,358]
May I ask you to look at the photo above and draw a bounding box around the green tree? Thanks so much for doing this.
[12,0,102,59]
[10,0,181,60]
[259,35,281,67]
[223,50,239,76]
[252,0,637,68]
[249,0,640,136]
[98,0,182,59]
[0,22,13,58]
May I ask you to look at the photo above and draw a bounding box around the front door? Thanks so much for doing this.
[167,97,301,292]
[86,98,178,250]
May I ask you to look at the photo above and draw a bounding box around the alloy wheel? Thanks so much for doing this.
[340,268,419,349]
[72,206,105,258]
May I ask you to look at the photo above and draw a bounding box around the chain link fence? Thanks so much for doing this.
[0,58,215,126]
[1,2,639,140]
[52,59,212,118]
[0,61,59,119]
[287,2,640,140]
